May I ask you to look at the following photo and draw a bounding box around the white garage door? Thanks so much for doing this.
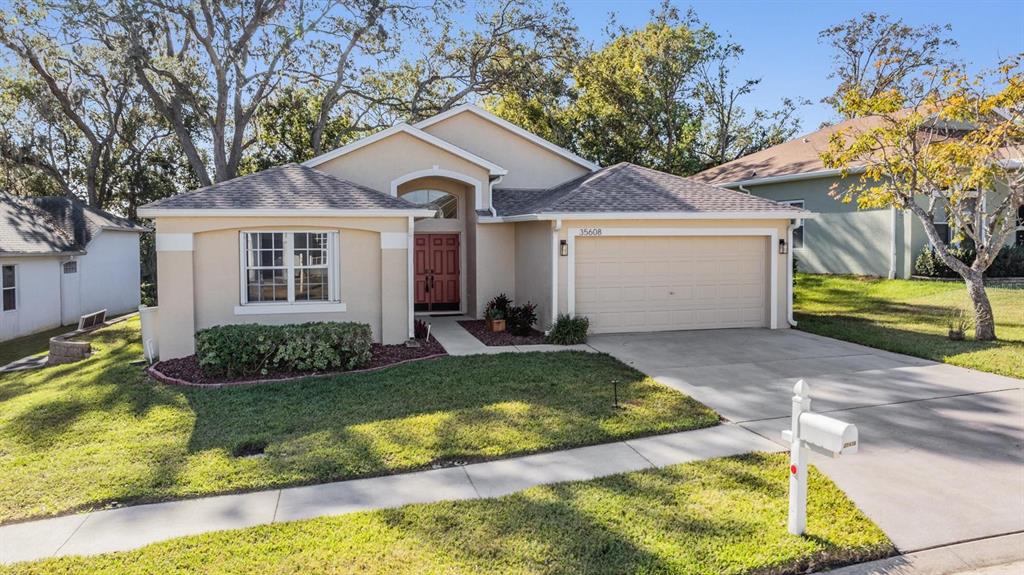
[574,235,768,333]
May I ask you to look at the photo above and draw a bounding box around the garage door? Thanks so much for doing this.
[574,235,768,333]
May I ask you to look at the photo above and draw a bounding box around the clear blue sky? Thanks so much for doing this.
[467,0,1024,133]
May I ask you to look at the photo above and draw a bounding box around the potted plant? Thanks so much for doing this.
[485,307,506,332]
[484,293,511,332]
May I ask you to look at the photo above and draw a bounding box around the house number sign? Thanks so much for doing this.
[579,228,603,236]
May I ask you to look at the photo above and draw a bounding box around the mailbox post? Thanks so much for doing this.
[782,379,859,536]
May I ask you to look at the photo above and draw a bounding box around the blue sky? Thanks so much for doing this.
[465,0,1024,134]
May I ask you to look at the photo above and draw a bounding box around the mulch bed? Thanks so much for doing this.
[457,320,546,346]
[149,338,447,387]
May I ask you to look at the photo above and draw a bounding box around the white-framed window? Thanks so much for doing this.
[239,231,340,307]
[780,200,805,249]
[1,264,15,311]
[399,189,459,219]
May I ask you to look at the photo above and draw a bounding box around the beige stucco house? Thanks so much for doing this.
[139,104,810,360]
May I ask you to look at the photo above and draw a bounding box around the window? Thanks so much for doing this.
[240,231,338,306]
[780,200,805,249]
[400,189,458,219]
[1,265,14,311]
[63,261,77,274]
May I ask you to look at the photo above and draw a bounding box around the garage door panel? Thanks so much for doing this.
[575,235,768,333]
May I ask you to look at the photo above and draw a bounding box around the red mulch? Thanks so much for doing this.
[151,338,447,386]
[457,320,546,346]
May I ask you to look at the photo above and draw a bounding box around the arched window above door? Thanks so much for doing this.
[400,189,458,219]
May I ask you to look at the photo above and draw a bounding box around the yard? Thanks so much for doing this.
[795,274,1024,379]
[0,325,70,368]
[0,318,717,524]
[2,453,893,575]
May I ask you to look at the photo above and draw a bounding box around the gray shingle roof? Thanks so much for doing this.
[141,164,422,211]
[492,163,808,216]
[31,197,147,246]
[0,193,81,255]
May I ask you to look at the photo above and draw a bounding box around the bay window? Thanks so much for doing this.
[239,231,341,311]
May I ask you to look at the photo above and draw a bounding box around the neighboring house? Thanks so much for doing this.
[0,194,149,342]
[693,116,1023,279]
[139,104,809,360]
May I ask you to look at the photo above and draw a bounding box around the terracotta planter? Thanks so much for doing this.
[487,318,506,332]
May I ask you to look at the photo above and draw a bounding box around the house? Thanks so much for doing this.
[693,116,1023,279]
[139,104,810,360]
[0,194,149,341]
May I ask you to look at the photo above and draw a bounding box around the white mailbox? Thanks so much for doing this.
[799,412,858,457]
[781,379,859,536]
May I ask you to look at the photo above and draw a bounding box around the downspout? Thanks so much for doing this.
[888,206,898,279]
[407,216,415,339]
[549,218,562,331]
[738,184,752,194]
[787,219,800,327]
[488,176,502,217]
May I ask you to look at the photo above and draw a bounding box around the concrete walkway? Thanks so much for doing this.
[0,424,780,565]
[819,532,1024,575]
[427,315,596,355]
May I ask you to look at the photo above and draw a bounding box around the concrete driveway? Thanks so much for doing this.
[589,328,1024,553]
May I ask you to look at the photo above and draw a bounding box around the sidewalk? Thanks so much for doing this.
[819,532,1024,575]
[427,315,596,355]
[0,424,780,565]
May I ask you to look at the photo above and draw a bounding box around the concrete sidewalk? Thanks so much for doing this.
[820,532,1024,575]
[0,424,780,565]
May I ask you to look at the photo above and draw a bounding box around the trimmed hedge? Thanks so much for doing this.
[546,314,590,345]
[195,322,373,378]
[915,245,1024,278]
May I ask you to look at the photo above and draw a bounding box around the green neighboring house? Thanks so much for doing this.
[693,116,1024,279]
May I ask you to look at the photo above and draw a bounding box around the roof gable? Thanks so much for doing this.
[302,123,507,176]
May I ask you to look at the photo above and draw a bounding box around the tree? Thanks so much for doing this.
[695,42,805,167]
[821,58,1023,340]
[0,2,138,207]
[819,12,958,117]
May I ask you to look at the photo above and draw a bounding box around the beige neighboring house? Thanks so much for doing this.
[139,104,810,360]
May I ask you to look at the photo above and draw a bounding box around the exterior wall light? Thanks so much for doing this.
[778,238,788,254]
[560,239,568,256]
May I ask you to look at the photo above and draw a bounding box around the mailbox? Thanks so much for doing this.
[798,412,858,456]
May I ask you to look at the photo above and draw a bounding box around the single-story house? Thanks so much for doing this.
[693,115,1023,279]
[0,193,148,341]
[139,104,810,360]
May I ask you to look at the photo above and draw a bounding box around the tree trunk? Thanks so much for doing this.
[964,269,997,341]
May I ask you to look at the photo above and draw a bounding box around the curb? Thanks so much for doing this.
[147,352,450,389]
[819,532,1024,575]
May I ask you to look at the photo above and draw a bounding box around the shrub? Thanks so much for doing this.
[914,245,1024,278]
[484,293,512,319]
[195,322,373,377]
[414,319,429,340]
[545,314,590,345]
[506,302,538,336]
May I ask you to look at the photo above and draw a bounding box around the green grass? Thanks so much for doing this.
[0,318,718,524]
[0,325,71,367]
[2,453,893,575]
[795,274,1024,379]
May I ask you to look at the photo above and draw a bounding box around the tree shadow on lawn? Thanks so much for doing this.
[368,453,890,575]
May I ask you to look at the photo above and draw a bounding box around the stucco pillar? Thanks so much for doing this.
[380,230,409,344]
[154,232,195,359]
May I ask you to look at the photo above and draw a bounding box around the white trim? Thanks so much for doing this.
[138,208,435,218]
[233,302,347,315]
[301,123,507,176]
[786,220,800,327]
[380,232,408,250]
[478,211,813,223]
[550,219,562,326]
[391,168,486,211]
[714,166,867,188]
[155,233,193,252]
[413,104,600,172]
[566,227,779,330]
[407,217,415,338]
[239,230,341,307]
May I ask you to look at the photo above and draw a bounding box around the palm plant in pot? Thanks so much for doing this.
[485,293,511,332]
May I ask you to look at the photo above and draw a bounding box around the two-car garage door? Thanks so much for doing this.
[574,235,769,333]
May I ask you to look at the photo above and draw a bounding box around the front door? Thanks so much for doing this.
[414,234,460,312]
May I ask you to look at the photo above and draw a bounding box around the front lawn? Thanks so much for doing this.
[3,453,893,575]
[0,318,717,524]
[795,274,1024,379]
[0,325,70,368]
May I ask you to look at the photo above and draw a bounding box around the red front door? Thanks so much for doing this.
[414,234,460,312]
